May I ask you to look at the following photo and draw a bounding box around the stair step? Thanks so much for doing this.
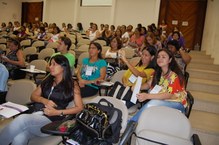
[187,78,219,94]
[189,90,219,114]
[190,58,214,64]
[189,110,219,145]
[187,68,219,81]
[189,110,219,135]
[187,63,219,71]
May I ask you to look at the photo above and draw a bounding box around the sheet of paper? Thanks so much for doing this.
[149,85,162,94]
[130,76,142,104]
[0,102,28,118]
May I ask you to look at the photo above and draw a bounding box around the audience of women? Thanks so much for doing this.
[0,55,83,145]
[77,42,107,98]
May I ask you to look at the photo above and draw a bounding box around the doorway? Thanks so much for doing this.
[22,2,43,25]
[159,0,207,50]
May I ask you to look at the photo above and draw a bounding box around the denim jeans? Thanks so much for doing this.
[0,113,51,145]
[130,100,185,122]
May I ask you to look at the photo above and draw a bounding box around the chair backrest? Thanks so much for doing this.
[135,106,193,145]
[32,40,45,48]
[121,47,135,59]
[89,96,128,134]
[94,39,107,46]
[38,48,55,60]
[29,59,48,71]
[77,44,89,51]
[6,79,36,104]
[184,71,190,89]
[20,39,31,48]
[129,57,141,66]
[23,47,37,58]
[77,52,89,66]
[77,38,90,47]
[46,42,59,49]
[185,91,194,118]
[111,70,127,83]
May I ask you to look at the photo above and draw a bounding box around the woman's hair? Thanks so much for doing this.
[42,55,73,99]
[167,40,180,51]
[172,31,181,40]
[151,49,184,87]
[60,36,72,50]
[77,22,83,31]
[145,32,157,45]
[138,45,157,67]
[9,38,21,50]
[110,36,122,50]
[89,41,103,59]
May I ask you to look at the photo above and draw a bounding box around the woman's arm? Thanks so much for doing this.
[137,92,175,102]
[31,85,57,108]
[120,50,146,78]
[3,50,25,67]
[56,81,83,116]
[179,48,192,64]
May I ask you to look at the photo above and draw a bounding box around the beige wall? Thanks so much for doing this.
[0,0,22,24]
[43,0,160,30]
[201,0,219,64]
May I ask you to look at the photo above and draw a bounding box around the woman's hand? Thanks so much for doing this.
[137,93,149,102]
[1,55,9,62]
[43,107,58,116]
[44,100,57,109]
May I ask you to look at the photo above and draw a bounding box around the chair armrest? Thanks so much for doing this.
[192,134,202,145]
[41,114,76,136]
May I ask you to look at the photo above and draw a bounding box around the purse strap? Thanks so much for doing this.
[98,98,114,108]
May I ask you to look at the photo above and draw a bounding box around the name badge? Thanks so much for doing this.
[85,66,94,76]
[128,74,137,84]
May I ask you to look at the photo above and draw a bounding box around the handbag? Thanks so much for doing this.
[70,98,122,145]
[108,81,133,101]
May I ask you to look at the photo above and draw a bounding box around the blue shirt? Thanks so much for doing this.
[80,58,107,89]
[0,63,9,92]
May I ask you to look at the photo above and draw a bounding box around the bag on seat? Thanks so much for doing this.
[108,81,132,101]
[70,98,122,144]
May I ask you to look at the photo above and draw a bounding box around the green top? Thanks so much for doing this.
[51,52,75,69]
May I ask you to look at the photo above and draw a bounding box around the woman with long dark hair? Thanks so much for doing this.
[0,55,83,145]
[77,42,107,97]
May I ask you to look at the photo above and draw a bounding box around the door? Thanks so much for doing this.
[159,0,207,50]
[22,2,43,25]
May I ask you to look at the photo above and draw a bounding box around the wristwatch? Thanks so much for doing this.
[60,111,64,116]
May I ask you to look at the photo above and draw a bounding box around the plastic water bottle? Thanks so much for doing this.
[194,43,200,51]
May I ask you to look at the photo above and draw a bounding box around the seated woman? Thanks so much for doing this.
[119,46,156,108]
[142,32,162,51]
[1,38,26,80]
[121,46,156,87]
[132,48,187,122]
[104,36,123,79]
[128,27,145,54]
[86,23,100,41]
[0,55,83,145]
[77,42,107,98]
[167,40,191,74]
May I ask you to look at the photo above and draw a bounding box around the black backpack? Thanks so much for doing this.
[70,98,122,144]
